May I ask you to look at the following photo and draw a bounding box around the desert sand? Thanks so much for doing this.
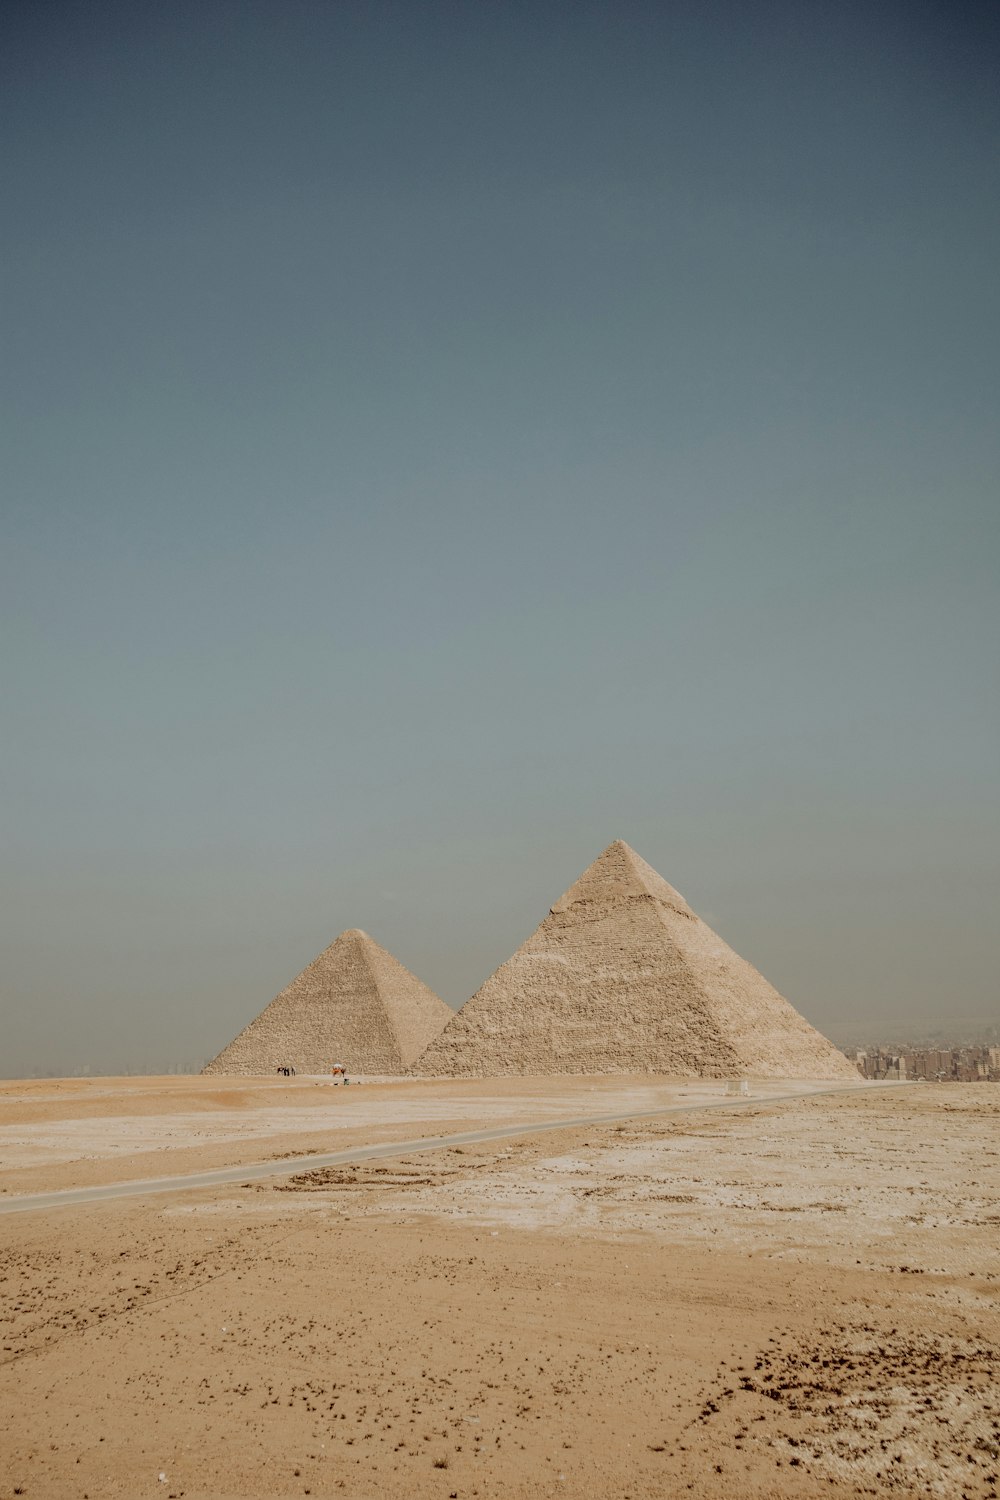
[0,1075,997,1499]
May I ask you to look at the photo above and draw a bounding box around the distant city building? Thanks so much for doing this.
[848,1044,999,1082]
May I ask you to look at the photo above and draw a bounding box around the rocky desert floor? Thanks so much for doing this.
[0,1075,997,1500]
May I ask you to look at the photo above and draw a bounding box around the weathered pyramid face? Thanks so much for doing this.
[410,841,857,1080]
[203,929,453,1077]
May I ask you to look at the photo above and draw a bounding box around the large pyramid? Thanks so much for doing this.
[410,841,857,1079]
[203,929,453,1076]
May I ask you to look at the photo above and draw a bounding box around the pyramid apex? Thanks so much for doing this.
[593,838,655,868]
[551,840,695,919]
[329,927,383,954]
[601,838,641,860]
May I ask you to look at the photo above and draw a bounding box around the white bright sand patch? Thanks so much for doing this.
[0,1080,818,1169]
[299,1093,997,1276]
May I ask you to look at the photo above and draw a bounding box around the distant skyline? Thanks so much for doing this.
[3,0,998,1077]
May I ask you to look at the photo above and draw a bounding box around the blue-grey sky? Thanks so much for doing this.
[3,0,998,1075]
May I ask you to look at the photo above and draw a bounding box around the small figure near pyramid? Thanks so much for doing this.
[410,841,857,1080]
[203,929,452,1077]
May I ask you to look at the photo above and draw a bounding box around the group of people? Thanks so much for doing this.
[275,1063,351,1083]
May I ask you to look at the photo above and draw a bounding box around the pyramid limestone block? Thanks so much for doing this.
[410,841,857,1080]
[203,929,453,1076]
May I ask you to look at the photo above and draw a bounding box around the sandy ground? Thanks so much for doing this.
[0,1077,997,1500]
[0,1074,833,1196]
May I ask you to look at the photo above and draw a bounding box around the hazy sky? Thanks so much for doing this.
[3,0,998,1076]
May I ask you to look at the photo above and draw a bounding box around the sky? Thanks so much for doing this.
[2,0,998,1076]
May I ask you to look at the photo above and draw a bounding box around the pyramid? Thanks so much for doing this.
[410,841,857,1080]
[203,929,453,1076]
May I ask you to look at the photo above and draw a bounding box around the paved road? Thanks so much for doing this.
[0,1083,880,1216]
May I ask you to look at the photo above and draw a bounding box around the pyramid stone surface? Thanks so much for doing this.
[203,929,453,1076]
[410,841,857,1080]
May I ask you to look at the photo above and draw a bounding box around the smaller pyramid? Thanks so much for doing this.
[203,929,453,1076]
